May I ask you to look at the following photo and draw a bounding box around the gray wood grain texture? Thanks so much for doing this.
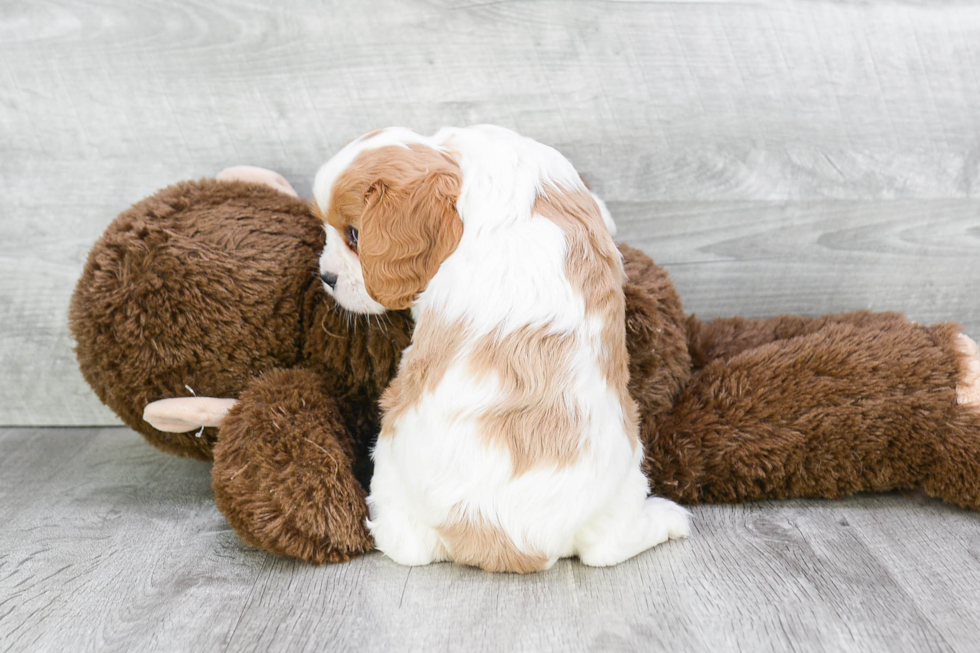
[1,0,979,424]
[2,427,980,652]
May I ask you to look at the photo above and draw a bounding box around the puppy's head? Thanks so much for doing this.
[313,133,463,314]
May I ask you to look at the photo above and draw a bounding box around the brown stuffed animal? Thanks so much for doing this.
[69,168,980,564]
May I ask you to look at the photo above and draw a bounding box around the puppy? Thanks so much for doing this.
[313,125,689,572]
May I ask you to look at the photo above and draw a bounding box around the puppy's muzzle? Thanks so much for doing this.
[321,271,338,289]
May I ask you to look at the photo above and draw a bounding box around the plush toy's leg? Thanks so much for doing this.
[643,321,980,511]
[686,310,911,369]
[211,368,374,563]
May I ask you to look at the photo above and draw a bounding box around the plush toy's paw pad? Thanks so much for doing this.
[143,397,238,432]
[955,334,980,409]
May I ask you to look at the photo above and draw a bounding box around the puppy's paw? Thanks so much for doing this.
[366,513,441,567]
[645,496,691,540]
[954,333,980,409]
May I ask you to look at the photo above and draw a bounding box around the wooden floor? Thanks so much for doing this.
[3,0,980,650]
[3,427,980,652]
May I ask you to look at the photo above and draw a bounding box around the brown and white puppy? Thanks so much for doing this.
[313,125,689,572]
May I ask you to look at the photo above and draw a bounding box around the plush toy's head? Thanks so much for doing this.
[69,179,412,461]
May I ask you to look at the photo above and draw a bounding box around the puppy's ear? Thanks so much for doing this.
[359,168,463,310]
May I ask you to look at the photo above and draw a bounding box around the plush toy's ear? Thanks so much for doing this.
[215,166,299,197]
[358,168,463,310]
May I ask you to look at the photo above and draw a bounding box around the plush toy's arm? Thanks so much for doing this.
[685,310,910,369]
[143,397,238,433]
[210,367,374,563]
[643,319,980,510]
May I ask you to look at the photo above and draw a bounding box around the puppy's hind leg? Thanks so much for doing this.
[366,487,446,567]
[574,469,690,567]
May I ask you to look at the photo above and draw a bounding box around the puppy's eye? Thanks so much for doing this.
[345,226,359,253]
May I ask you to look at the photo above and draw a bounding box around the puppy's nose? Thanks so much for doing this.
[320,271,338,289]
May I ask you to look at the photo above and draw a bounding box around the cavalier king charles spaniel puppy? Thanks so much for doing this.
[312,125,689,572]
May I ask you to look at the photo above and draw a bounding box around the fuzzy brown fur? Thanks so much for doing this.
[70,179,980,563]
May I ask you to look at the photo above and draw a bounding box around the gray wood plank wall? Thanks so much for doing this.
[2,0,979,425]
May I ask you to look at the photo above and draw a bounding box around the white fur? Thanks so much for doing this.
[319,223,386,314]
[314,125,689,570]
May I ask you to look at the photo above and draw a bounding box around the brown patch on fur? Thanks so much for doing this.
[315,144,464,309]
[469,325,584,475]
[533,186,640,451]
[380,318,585,473]
[379,313,469,437]
[437,507,550,573]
